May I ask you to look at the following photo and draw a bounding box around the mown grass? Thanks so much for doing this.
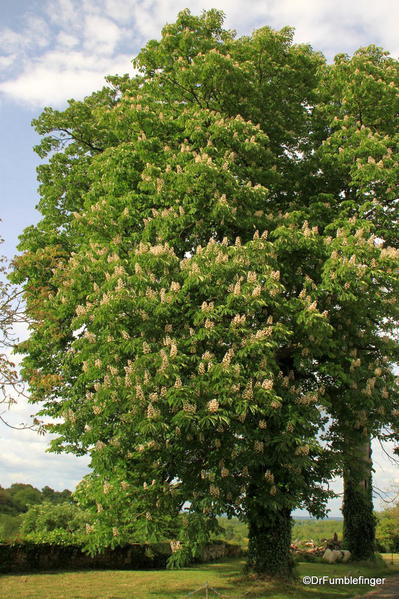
[1,556,398,599]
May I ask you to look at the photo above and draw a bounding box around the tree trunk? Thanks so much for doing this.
[246,470,294,578]
[247,506,294,577]
[342,430,376,560]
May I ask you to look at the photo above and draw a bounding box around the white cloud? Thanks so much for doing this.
[104,0,137,24]
[0,28,25,54]
[1,392,90,491]
[0,442,90,490]
[0,54,16,70]
[1,0,399,108]
[45,0,83,30]
[0,52,132,106]
[83,15,123,54]
[57,32,79,48]
[23,15,51,48]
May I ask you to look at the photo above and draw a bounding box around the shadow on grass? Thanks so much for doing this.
[144,561,355,599]
[151,558,396,599]
[147,579,365,599]
[0,566,171,578]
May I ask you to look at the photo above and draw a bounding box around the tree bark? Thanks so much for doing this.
[246,470,294,578]
[342,430,376,560]
[247,506,294,577]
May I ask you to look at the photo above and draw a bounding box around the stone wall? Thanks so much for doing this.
[0,541,241,573]
[0,542,170,573]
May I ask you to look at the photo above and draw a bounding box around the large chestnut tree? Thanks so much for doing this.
[13,10,398,576]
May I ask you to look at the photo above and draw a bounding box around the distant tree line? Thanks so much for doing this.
[0,483,72,516]
[0,483,73,541]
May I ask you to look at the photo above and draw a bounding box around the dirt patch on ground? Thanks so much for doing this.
[354,575,399,598]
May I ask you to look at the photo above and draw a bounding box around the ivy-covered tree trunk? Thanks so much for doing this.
[246,471,294,578]
[247,507,293,577]
[342,431,376,560]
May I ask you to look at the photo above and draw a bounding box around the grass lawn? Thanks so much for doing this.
[0,556,398,599]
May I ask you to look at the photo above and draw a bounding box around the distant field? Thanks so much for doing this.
[216,517,344,548]
[382,553,399,566]
[1,556,397,599]
[292,519,344,544]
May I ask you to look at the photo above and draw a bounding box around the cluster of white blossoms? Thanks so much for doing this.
[251,327,272,341]
[222,348,234,367]
[210,484,220,497]
[170,540,182,553]
[147,404,160,419]
[350,358,361,370]
[262,379,273,390]
[231,314,246,327]
[75,304,86,316]
[103,481,112,495]
[233,281,241,295]
[295,445,310,456]
[254,441,264,452]
[297,392,318,405]
[135,385,145,401]
[247,271,257,283]
[243,381,253,400]
[183,401,196,414]
[264,470,274,483]
[63,408,76,423]
[84,330,96,343]
[207,399,219,412]
[270,399,282,409]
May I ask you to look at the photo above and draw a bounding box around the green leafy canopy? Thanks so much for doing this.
[12,9,399,567]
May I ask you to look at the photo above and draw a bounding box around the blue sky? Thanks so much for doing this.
[0,0,398,514]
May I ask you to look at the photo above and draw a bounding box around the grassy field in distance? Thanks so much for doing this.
[216,517,344,548]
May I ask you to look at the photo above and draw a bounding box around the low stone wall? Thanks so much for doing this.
[0,542,171,573]
[200,541,242,562]
[0,541,241,573]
